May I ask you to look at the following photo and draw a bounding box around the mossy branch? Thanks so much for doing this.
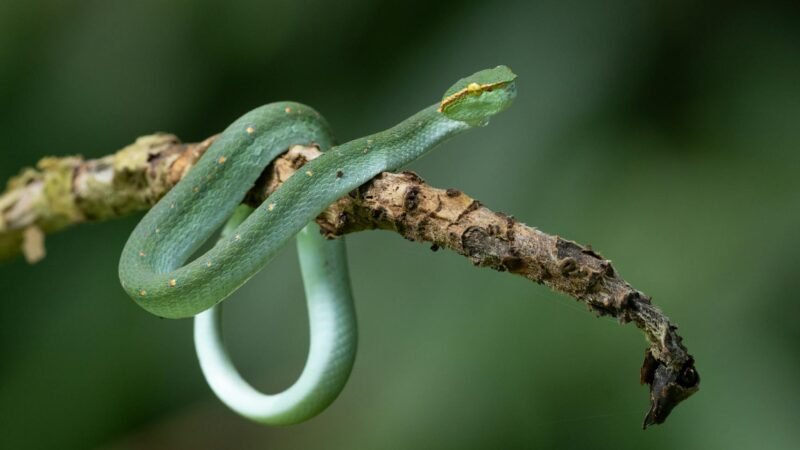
[0,133,699,427]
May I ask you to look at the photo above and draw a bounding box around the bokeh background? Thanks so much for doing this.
[1,0,798,448]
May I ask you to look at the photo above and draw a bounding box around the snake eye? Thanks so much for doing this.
[677,366,698,387]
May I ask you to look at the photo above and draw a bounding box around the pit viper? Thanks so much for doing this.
[119,66,517,424]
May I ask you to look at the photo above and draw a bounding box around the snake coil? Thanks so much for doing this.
[119,66,517,424]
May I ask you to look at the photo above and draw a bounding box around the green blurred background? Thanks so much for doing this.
[1,0,798,448]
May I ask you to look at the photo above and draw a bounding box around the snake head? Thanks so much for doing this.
[439,65,517,126]
[640,350,700,428]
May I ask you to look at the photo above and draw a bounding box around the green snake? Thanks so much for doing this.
[119,66,517,424]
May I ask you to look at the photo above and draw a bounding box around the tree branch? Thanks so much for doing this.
[0,133,699,427]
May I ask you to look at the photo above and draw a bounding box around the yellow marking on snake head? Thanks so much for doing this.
[206,261,212,267]
[306,170,313,177]
[169,279,177,287]
[246,126,255,134]
[139,289,147,296]
[268,203,275,211]
[438,80,509,112]
[218,156,227,164]
[139,251,146,257]
[285,107,292,113]
[234,234,241,241]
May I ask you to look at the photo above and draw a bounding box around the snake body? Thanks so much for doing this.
[119,66,517,424]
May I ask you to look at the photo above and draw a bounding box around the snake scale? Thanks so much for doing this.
[119,66,517,424]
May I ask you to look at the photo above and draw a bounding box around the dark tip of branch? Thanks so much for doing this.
[640,350,700,428]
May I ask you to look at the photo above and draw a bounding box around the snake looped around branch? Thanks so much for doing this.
[118,66,518,424]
